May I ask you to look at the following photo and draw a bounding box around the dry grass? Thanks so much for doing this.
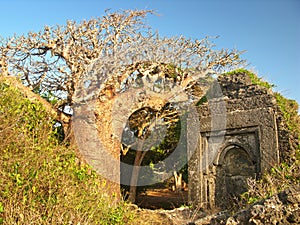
[0,78,134,224]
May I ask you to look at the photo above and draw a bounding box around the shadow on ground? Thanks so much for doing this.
[136,188,188,210]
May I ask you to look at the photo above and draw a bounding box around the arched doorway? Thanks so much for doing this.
[216,144,256,208]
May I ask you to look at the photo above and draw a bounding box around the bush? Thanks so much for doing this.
[0,78,133,224]
[275,92,300,134]
[241,156,300,205]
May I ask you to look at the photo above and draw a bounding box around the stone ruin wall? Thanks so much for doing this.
[188,72,294,209]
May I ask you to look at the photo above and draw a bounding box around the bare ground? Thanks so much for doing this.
[136,188,188,210]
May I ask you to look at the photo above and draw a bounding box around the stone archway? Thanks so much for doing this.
[216,144,256,208]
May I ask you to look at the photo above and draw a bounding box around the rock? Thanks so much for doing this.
[194,211,229,225]
[189,185,300,225]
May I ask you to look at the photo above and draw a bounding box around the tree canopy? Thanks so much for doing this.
[0,9,246,129]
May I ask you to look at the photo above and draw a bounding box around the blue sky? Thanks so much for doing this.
[1,0,299,106]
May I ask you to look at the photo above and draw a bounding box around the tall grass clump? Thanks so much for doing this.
[0,77,133,224]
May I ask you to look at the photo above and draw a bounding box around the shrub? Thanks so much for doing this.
[241,156,300,205]
[275,92,300,134]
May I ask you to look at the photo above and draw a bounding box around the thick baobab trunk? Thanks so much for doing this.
[94,100,121,199]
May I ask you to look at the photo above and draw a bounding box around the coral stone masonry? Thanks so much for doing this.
[188,72,290,209]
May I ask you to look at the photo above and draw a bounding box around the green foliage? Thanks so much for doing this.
[196,95,208,106]
[0,78,133,224]
[165,64,183,79]
[40,91,59,106]
[0,202,3,224]
[224,68,274,89]
[275,92,300,134]
[241,156,300,205]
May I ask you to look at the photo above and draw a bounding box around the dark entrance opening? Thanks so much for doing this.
[216,144,256,209]
[120,106,188,209]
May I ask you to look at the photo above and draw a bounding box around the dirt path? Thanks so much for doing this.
[136,188,188,210]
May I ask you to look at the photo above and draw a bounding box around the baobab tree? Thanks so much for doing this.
[0,9,246,200]
[0,9,153,135]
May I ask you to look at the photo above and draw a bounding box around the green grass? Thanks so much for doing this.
[0,77,134,224]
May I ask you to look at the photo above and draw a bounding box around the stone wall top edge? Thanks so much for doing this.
[198,107,277,132]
